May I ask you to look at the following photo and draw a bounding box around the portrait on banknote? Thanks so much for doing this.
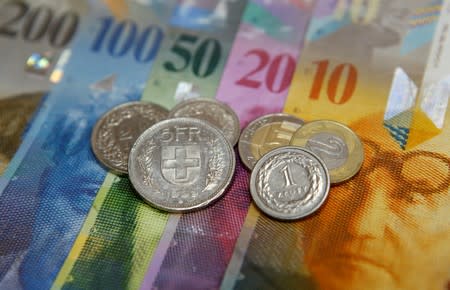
[300,113,450,290]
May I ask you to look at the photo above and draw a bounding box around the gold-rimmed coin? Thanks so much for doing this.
[238,113,305,169]
[290,120,363,183]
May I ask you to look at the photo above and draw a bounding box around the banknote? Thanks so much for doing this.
[0,0,89,175]
[0,0,88,99]
[142,0,248,108]
[140,2,317,289]
[0,2,174,289]
[216,0,315,127]
[223,0,450,290]
[51,1,248,289]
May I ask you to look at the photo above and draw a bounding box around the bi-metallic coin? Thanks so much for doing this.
[290,120,364,184]
[250,146,330,220]
[91,101,168,174]
[128,117,235,212]
[168,98,240,146]
[238,113,305,169]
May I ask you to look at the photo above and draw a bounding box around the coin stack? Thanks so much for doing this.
[91,100,364,220]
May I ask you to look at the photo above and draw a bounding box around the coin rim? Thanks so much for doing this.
[128,117,236,213]
[250,146,330,220]
[238,113,305,170]
[91,101,169,175]
[289,120,364,184]
[168,97,241,146]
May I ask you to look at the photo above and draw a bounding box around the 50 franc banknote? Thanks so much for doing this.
[142,0,248,108]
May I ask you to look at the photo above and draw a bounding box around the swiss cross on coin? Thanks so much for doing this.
[161,145,201,184]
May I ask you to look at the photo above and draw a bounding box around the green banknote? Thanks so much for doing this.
[142,0,248,108]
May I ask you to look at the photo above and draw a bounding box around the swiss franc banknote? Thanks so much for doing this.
[0,0,88,175]
[224,0,450,290]
[0,1,174,289]
[139,2,315,289]
[52,1,250,289]
[142,0,248,108]
[216,0,315,127]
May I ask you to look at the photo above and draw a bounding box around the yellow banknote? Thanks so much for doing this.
[283,0,450,289]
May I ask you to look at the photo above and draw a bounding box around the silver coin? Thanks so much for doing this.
[91,101,168,174]
[238,113,305,170]
[168,98,240,146]
[128,117,235,212]
[250,146,330,220]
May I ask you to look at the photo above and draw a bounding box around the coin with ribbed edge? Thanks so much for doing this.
[250,146,330,220]
[238,113,305,170]
[128,117,235,212]
[290,120,364,184]
[168,98,240,146]
[91,101,169,174]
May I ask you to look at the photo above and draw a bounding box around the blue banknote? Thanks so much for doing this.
[0,1,174,288]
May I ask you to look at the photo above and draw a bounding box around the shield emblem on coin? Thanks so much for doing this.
[161,145,201,184]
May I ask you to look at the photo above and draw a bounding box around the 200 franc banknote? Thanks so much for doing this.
[0,0,89,175]
[225,0,450,290]
[0,0,88,99]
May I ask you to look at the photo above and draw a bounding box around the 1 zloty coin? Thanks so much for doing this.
[250,146,330,220]
[91,101,169,174]
[238,113,304,170]
[290,120,364,184]
[168,98,241,146]
[128,117,235,212]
